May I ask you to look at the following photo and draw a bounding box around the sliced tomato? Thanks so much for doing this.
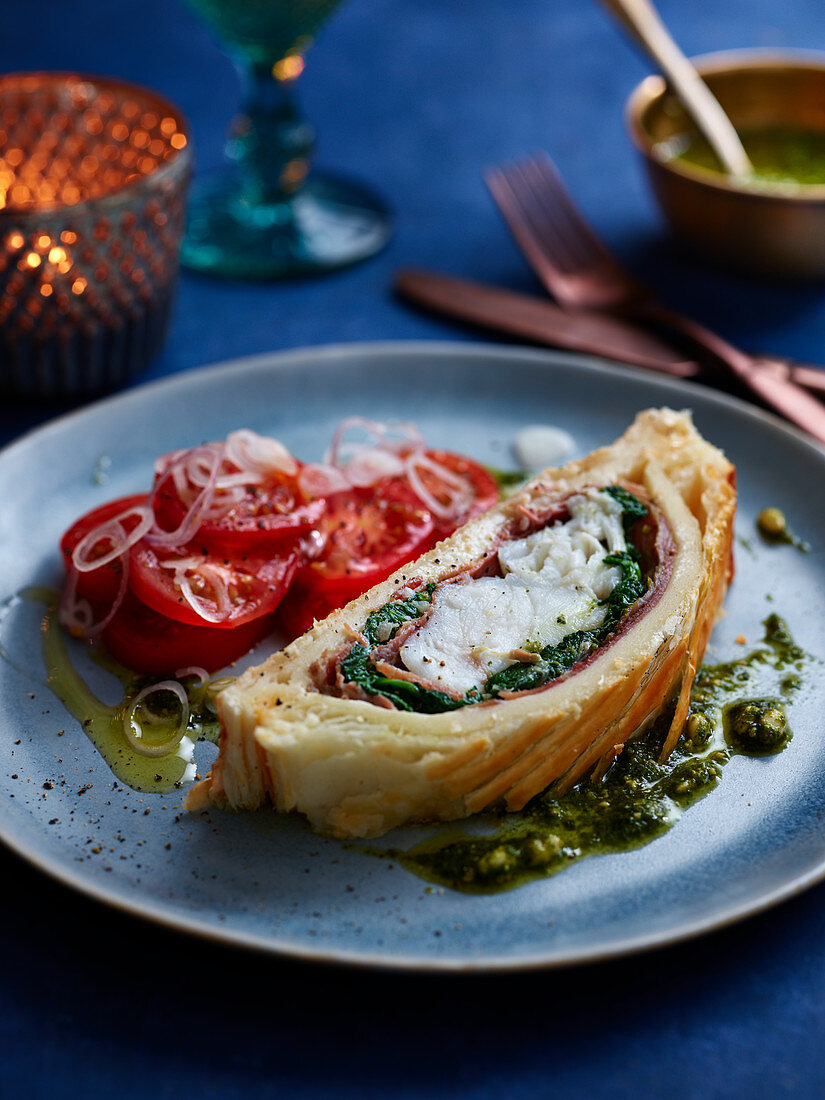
[129,541,299,629]
[275,582,342,642]
[414,450,500,535]
[103,593,272,675]
[200,494,325,549]
[151,459,323,551]
[277,456,499,640]
[297,482,435,607]
[60,494,150,604]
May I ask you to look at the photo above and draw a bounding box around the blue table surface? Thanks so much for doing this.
[4,2,825,1096]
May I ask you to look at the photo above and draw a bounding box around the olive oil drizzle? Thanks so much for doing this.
[368,614,814,893]
[34,590,228,793]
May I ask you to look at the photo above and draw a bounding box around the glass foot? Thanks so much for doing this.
[180,169,392,279]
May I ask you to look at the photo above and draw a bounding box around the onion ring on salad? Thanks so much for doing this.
[124,680,190,758]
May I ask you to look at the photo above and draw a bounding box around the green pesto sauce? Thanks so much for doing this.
[671,125,825,187]
[32,589,228,793]
[735,534,756,559]
[368,614,813,894]
[485,466,531,499]
[756,507,810,553]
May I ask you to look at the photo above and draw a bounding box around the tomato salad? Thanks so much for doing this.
[59,419,499,675]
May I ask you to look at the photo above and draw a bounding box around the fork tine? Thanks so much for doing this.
[486,158,602,291]
[506,158,597,276]
[524,154,619,269]
[486,152,632,300]
[485,163,567,294]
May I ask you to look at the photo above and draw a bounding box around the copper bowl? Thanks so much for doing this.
[626,50,825,279]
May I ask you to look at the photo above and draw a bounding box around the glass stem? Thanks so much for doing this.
[226,61,314,206]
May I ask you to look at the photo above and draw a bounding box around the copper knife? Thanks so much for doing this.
[394,267,825,398]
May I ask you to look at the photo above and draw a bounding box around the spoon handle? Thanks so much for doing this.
[600,0,753,178]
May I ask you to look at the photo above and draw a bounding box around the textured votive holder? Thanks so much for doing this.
[0,72,191,399]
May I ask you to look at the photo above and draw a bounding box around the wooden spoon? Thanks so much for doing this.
[600,0,754,178]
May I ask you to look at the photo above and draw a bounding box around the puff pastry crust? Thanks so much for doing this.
[185,408,736,839]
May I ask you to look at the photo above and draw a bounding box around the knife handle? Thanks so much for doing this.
[395,267,825,405]
[395,268,697,378]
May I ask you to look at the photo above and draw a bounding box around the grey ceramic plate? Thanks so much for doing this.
[2,342,824,972]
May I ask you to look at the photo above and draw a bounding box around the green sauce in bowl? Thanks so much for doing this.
[669,126,825,187]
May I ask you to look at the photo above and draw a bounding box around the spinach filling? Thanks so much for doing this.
[339,487,650,713]
[602,484,648,529]
[484,549,645,695]
[340,584,478,713]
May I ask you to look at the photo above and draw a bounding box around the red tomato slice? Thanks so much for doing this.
[297,482,435,607]
[413,450,500,535]
[278,456,499,640]
[60,494,150,604]
[275,583,339,642]
[103,593,272,675]
[152,458,322,551]
[129,541,299,629]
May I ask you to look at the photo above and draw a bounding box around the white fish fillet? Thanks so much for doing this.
[400,489,625,693]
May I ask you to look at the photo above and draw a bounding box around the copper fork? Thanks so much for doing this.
[486,153,825,443]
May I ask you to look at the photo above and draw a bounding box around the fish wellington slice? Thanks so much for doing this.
[185,408,736,839]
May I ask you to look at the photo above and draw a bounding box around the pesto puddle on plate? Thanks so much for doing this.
[362,615,813,894]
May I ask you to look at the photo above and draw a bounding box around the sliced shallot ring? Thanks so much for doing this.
[168,443,224,502]
[174,666,209,685]
[58,555,130,638]
[298,463,351,498]
[344,447,406,487]
[326,417,424,469]
[154,446,187,477]
[175,561,236,623]
[148,444,224,547]
[124,680,190,758]
[225,429,297,478]
[71,504,153,573]
[210,472,257,490]
[87,555,130,637]
[405,452,474,520]
[198,487,245,520]
[57,567,93,635]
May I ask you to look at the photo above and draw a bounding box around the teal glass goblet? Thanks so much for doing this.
[180,0,391,279]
